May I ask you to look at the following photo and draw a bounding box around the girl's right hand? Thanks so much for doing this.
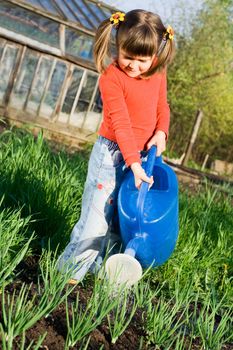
[131,162,154,190]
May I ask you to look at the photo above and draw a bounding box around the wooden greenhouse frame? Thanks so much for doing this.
[0,0,117,146]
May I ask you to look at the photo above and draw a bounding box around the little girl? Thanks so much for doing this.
[58,9,175,283]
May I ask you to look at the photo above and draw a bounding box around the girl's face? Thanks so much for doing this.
[118,49,155,78]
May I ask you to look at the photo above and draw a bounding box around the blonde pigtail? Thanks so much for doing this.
[156,39,175,72]
[94,19,114,73]
[155,25,175,72]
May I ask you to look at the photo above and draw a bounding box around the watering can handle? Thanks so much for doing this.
[136,145,161,226]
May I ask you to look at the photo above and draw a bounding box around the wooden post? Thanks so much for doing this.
[68,69,87,125]
[37,58,57,117]
[23,54,42,111]
[182,110,203,166]
[51,62,73,122]
[201,154,209,171]
[4,45,26,109]
[59,24,65,54]
[81,75,99,130]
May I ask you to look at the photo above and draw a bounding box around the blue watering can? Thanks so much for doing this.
[105,145,179,286]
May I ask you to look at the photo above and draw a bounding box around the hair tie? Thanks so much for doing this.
[110,12,125,27]
[157,25,174,56]
[164,25,174,41]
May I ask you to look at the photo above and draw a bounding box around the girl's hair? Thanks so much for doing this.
[94,9,175,77]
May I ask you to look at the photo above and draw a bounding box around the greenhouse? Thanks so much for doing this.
[0,0,117,144]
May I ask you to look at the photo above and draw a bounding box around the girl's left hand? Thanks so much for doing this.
[147,130,166,156]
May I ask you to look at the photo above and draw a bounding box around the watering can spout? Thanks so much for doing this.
[105,237,143,287]
[124,236,145,257]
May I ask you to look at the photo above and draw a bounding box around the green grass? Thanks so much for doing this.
[0,128,88,250]
[0,126,232,349]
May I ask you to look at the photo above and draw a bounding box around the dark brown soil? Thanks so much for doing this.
[0,256,233,350]
[0,255,148,350]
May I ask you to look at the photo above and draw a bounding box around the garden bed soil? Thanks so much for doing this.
[1,255,233,350]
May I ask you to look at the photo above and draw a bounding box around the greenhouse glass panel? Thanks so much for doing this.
[86,1,108,21]
[41,61,67,117]
[81,107,102,132]
[50,0,75,21]
[61,68,84,114]
[0,1,60,47]
[22,0,44,11]
[27,58,53,112]
[60,0,94,29]
[76,72,98,112]
[65,28,94,61]
[53,0,89,26]
[69,72,100,130]
[101,6,114,18]
[10,51,39,110]
[31,0,61,15]
[92,89,103,113]
[0,39,6,61]
[73,0,98,28]
[0,45,19,104]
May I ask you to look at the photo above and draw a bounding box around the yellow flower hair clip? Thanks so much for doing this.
[110,12,125,26]
[165,25,175,40]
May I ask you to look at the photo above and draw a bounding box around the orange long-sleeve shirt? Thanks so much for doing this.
[98,63,170,166]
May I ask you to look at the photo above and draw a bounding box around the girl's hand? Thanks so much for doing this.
[147,130,166,156]
[131,162,154,190]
